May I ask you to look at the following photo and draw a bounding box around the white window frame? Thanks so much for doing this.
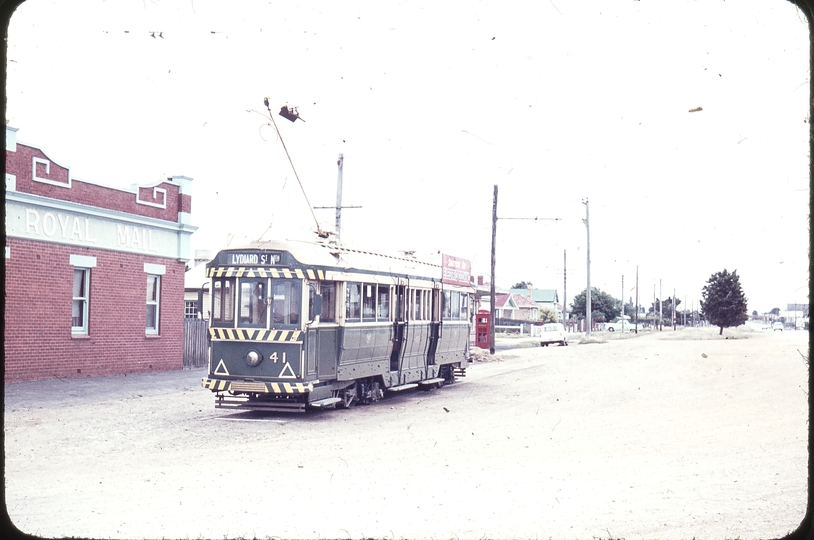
[72,268,91,334]
[145,263,166,335]
[70,255,96,335]
[184,300,199,318]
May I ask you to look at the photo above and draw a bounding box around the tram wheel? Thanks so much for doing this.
[337,386,357,409]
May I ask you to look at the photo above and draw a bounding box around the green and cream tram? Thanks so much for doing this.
[201,239,473,412]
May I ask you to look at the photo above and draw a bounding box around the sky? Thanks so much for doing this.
[5,0,811,315]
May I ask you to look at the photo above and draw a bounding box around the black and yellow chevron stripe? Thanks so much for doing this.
[206,266,325,280]
[208,328,303,342]
[201,378,313,394]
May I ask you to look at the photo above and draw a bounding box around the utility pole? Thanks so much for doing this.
[313,154,361,242]
[335,154,343,241]
[489,185,559,354]
[490,185,498,355]
[583,199,591,335]
[620,274,624,338]
[659,279,663,331]
[673,288,676,330]
[635,266,639,333]
[563,250,567,327]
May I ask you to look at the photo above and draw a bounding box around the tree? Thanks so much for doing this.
[511,281,533,290]
[700,269,749,335]
[538,305,558,323]
[649,297,681,324]
[570,287,621,323]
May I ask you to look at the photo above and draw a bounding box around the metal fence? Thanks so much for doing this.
[183,318,209,368]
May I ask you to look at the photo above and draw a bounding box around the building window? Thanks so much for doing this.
[72,268,90,334]
[146,274,161,334]
[184,300,198,318]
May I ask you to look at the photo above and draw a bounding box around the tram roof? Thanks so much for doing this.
[215,238,467,285]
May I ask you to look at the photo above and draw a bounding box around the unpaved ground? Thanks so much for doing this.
[4,326,809,539]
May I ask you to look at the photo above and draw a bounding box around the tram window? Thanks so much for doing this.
[442,290,465,320]
[346,282,361,322]
[239,280,267,327]
[411,289,421,320]
[460,292,469,320]
[271,279,302,327]
[320,282,336,322]
[442,290,452,320]
[362,283,376,322]
[377,285,390,321]
[212,278,235,325]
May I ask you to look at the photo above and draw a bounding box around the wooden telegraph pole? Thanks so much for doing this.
[490,185,498,355]
[489,185,560,354]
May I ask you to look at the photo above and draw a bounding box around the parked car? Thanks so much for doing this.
[539,323,568,346]
[773,321,784,331]
[605,318,636,332]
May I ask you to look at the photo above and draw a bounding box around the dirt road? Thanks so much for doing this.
[4,327,808,539]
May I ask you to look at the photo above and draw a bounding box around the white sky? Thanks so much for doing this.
[6,0,810,314]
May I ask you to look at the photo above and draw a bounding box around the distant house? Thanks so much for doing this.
[183,249,215,319]
[510,288,561,320]
[494,293,539,321]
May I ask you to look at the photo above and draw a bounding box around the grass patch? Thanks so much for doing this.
[579,335,607,344]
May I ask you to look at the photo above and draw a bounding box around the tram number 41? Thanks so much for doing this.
[270,352,287,364]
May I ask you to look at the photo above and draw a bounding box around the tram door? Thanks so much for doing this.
[427,288,441,365]
[390,285,406,372]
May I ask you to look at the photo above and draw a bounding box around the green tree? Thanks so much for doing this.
[649,297,681,325]
[511,281,533,289]
[700,269,749,335]
[570,287,621,323]
[538,305,558,323]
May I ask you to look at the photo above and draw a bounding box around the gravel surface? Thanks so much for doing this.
[4,327,808,539]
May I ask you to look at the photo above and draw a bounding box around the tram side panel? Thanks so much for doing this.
[337,324,391,381]
[435,321,470,365]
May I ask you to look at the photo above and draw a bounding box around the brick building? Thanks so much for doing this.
[4,126,197,382]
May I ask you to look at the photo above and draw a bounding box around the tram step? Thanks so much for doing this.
[309,397,342,408]
[418,378,446,386]
[388,383,419,392]
[453,369,467,377]
[215,396,305,413]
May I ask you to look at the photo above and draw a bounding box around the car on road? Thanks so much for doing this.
[604,318,636,332]
[539,322,568,346]
[773,321,784,331]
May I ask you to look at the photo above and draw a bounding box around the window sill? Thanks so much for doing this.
[145,333,161,339]
[71,333,91,339]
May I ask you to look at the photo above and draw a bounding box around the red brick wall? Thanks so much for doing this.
[4,237,186,382]
[7,143,182,222]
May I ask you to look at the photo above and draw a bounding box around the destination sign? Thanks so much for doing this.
[226,252,281,266]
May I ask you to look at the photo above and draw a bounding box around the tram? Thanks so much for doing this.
[201,238,473,412]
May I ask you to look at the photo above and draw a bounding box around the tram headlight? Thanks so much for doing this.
[245,350,262,367]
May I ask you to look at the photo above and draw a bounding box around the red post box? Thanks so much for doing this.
[475,309,490,349]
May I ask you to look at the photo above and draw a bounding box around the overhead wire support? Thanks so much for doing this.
[489,184,561,355]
